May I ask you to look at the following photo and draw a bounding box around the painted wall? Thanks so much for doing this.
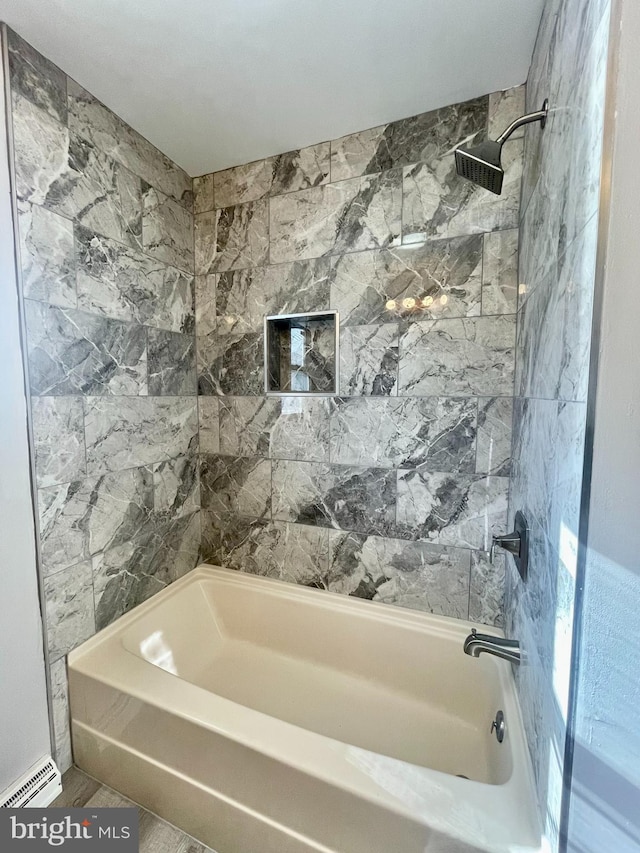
[5,27,200,773]
[0,31,51,793]
[195,88,524,625]
[567,0,640,848]
[505,0,611,847]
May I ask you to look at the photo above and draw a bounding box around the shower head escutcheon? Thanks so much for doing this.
[454,99,549,195]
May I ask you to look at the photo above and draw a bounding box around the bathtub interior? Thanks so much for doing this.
[119,567,514,786]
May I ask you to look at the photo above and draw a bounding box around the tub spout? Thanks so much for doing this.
[463,629,522,664]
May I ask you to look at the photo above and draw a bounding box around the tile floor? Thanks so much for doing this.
[52,767,215,852]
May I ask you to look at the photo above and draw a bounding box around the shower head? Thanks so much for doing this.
[454,99,549,195]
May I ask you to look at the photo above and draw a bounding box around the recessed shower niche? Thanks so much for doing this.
[264,311,339,395]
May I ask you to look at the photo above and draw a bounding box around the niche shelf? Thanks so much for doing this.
[264,311,339,396]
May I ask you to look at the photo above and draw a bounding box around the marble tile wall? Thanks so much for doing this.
[505,0,611,848]
[5,29,198,774]
[195,87,525,634]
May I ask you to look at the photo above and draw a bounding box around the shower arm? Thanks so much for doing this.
[495,99,549,144]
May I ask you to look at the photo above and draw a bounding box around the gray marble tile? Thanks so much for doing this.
[17,202,76,308]
[327,531,471,617]
[272,460,396,535]
[75,226,195,333]
[197,331,264,396]
[153,451,199,517]
[469,551,505,627]
[339,323,399,395]
[216,257,332,335]
[44,561,95,661]
[193,173,214,214]
[147,329,196,395]
[516,216,597,403]
[93,510,200,630]
[201,513,329,585]
[37,465,154,575]
[214,142,330,207]
[482,229,518,315]
[195,274,216,337]
[84,396,198,476]
[68,79,192,210]
[25,301,148,396]
[198,397,219,454]
[329,237,483,327]
[476,397,513,476]
[402,138,523,243]
[218,396,332,462]
[31,396,86,488]
[396,469,509,550]
[196,200,269,275]
[50,659,72,773]
[8,28,67,124]
[329,97,488,182]
[142,185,194,273]
[200,454,271,521]
[488,86,527,139]
[330,397,477,472]
[269,170,402,264]
[266,315,336,394]
[398,315,516,397]
[52,768,101,808]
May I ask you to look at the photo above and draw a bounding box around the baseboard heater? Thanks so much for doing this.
[0,757,62,808]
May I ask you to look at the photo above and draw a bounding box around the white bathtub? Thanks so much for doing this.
[68,564,541,853]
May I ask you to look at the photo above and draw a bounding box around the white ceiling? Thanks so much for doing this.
[0,0,545,176]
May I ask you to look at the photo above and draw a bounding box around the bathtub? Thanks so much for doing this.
[68,564,541,853]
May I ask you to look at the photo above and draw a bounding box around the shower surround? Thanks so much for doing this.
[4,27,199,773]
[195,88,525,624]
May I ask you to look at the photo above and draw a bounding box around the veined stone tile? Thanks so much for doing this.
[398,315,516,397]
[11,93,69,206]
[196,200,269,275]
[216,257,332,336]
[148,329,196,395]
[402,138,523,243]
[142,185,194,273]
[44,562,95,661]
[31,396,86,488]
[327,531,471,617]
[195,274,216,337]
[214,142,330,208]
[18,201,76,308]
[75,226,194,333]
[84,396,198,476]
[197,331,264,396]
[269,170,402,264]
[25,301,148,396]
[93,510,200,629]
[476,397,513,476]
[198,397,219,454]
[469,551,505,627]
[272,460,396,536]
[330,397,476,471]
[396,469,509,550]
[201,513,329,584]
[153,451,199,516]
[37,466,154,574]
[219,396,331,462]
[50,659,72,773]
[329,97,488,182]
[193,173,214,215]
[488,86,527,140]
[68,79,192,210]
[329,237,483,327]
[200,454,271,521]
[339,324,399,396]
[482,229,519,315]
[8,28,67,123]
